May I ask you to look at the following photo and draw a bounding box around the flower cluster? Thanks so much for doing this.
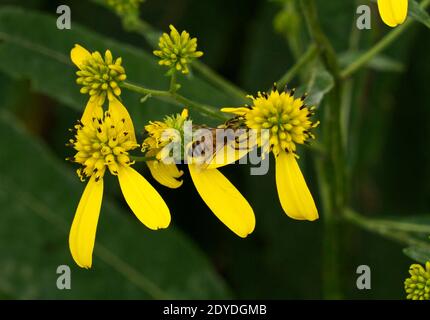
[68,44,170,268]
[142,109,255,237]
[69,108,138,182]
[405,262,430,300]
[72,45,126,106]
[67,27,319,269]
[222,86,319,220]
[153,25,203,75]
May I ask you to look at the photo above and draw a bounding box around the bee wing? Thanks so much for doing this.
[204,129,254,169]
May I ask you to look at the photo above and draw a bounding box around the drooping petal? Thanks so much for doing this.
[146,159,184,189]
[117,166,171,230]
[81,99,103,126]
[188,164,255,238]
[108,97,137,143]
[70,44,91,69]
[275,151,318,221]
[69,176,104,269]
[377,0,408,27]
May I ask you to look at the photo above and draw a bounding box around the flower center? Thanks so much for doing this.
[245,90,318,155]
[69,111,137,181]
[142,110,189,162]
[76,50,126,105]
[405,263,430,300]
[153,25,203,74]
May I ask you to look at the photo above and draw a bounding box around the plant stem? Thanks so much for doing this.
[344,209,430,248]
[121,81,229,121]
[277,44,318,89]
[169,72,178,93]
[342,2,362,199]
[340,0,430,79]
[302,0,344,299]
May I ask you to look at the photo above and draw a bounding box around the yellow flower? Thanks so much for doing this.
[153,25,203,75]
[222,86,319,221]
[71,44,127,107]
[405,262,430,300]
[377,0,408,27]
[67,104,170,268]
[142,109,255,238]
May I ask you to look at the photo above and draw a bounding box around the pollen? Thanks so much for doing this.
[153,25,203,75]
[405,262,430,300]
[68,110,139,181]
[76,49,127,106]
[244,86,319,156]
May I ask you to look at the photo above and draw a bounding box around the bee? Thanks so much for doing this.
[187,118,257,168]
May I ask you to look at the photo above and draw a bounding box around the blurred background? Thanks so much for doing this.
[0,0,429,299]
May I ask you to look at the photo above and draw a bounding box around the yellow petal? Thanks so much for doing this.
[70,44,91,69]
[205,143,250,169]
[81,99,103,126]
[108,97,137,143]
[392,0,408,24]
[147,159,184,189]
[181,108,189,119]
[275,151,318,221]
[117,166,171,230]
[188,164,255,238]
[220,107,250,116]
[69,176,104,269]
[378,0,408,27]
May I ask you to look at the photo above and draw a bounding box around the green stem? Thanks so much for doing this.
[344,209,430,234]
[276,44,318,89]
[340,0,430,79]
[121,81,229,121]
[342,2,362,199]
[344,209,430,248]
[169,72,178,93]
[302,0,344,299]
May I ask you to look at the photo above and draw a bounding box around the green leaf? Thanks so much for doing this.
[305,70,335,106]
[0,6,236,128]
[409,0,430,29]
[0,110,231,299]
[403,246,430,264]
[339,52,405,73]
